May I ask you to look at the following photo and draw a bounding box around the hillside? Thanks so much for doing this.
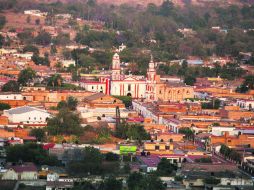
[36,0,252,7]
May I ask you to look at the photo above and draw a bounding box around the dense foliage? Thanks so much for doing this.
[6,143,58,166]
[1,80,20,92]
[67,147,119,176]
[46,108,83,136]
[115,123,150,140]
[0,102,11,110]
[127,172,166,190]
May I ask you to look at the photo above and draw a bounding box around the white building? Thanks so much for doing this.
[211,126,236,136]
[0,93,24,100]
[237,99,254,110]
[24,10,47,17]
[3,106,51,124]
[13,52,33,60]
[82,53,193,102]
[60,60,76,68]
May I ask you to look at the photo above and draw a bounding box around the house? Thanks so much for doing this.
[211,132,254,148]
[60,60,75,68]
[237,99,254,110]
[2,162,38,180]
[137,155,161,173]
[3,106,51,124]
[46,172,74,190]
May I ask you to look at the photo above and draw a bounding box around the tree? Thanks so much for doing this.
[157,158,177,176]
[0,15,6,30]
[29,128,45,142]
[105,152,119,161]
[2,80,20,92]
[57,96,78,111]
[23,45,39,54]
[17,68,36,86]
[47,108,83,136]
[195,157,212,163]
[67,96,78,111]
[34,31,52,46]
[99,177,122,190]
[57,100,68,110]
[26,15,31,23]
[178,127,194,140]
[47,74,63,88]
[35,18,40,25]
[67,147,104,176]
[6,143,58,166]
[32,53,50,66]
[0,34,4,48]
[204,177,221,185]
[127,172,166,190]
[184,75,196,86]
[113,96,132,108]
[115,123,150,140]
[0,102,10,111]
[201,99,221,109]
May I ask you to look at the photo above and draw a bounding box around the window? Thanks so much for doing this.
[165,146,169,150]
[155,145,159,150]
[228,140,231,143]
[101,86,103,90]
[29,117,31,120]
[34,117,36,120]
[128,84,131,91]
[40,117,42,120]
[92,86,94,90]
[159,90,162,94]
[14,96,16,100]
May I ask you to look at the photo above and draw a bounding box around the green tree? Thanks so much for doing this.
[35,31,52,46]
[204,177,221,185]
[184,75,196,86]
[127,172,166,190]
[99,176,122,190]
[17,68,36,86]
[47,74,63,88]
[113,96,132,108]
[6,143,58,166]
[0,102,10,110]
[66,96,78,111]
[105,152,119,161]
[57,96,78,111]
[178,127,194,140]
[157,158,177,176]
[47,108,83,136]
[29,128,45,142]
[57,100,68,110]
[0,15,6,30]
[126,124,150,141]
[23,45,39,54]
[2,80,20,92]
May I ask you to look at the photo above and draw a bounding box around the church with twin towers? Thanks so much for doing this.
[82,53,194,102]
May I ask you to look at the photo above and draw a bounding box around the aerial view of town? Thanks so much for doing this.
[1,0,254,189]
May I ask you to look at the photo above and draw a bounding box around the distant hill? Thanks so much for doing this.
[36,0,254,7]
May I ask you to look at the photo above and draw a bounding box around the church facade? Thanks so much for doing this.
[81,53,194,102]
